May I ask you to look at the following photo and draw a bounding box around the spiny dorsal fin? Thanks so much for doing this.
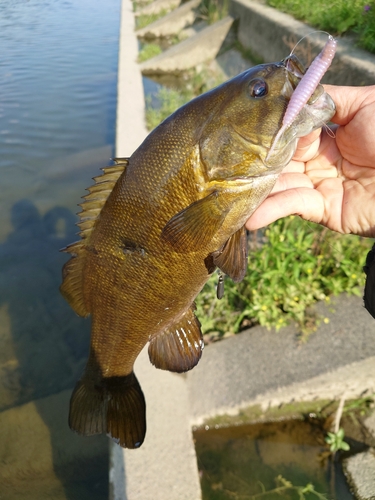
[60,158,128,317]
[77,158,128,240]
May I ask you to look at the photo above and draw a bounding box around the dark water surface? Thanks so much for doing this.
[0,0,121,497]
[195,420,355,500]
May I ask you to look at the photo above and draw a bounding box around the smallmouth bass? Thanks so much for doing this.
[61,55,335,448]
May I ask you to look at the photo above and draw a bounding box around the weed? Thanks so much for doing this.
[138,43,162,62]
[197,217,370,340]
[198,0,229,24]
[145,68,224,130]
[222,474,329,499]
[136,9,168,30]
[146,87,191,130]
[325,428,350,452]
[267,0,375,53]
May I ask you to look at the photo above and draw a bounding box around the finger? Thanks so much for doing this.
[246,187,324,230]
[270,172,314,193]
[324,85,375,125]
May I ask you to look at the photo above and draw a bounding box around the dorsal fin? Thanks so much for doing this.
[60,158,128,316]
[77,158,128,241]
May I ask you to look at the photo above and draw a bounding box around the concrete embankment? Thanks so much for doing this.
[138,0,375,84]
[111,0,375,498]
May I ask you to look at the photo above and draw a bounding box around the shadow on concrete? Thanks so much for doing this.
[0,199,108,499]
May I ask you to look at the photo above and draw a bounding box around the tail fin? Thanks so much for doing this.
[69,371,146,449]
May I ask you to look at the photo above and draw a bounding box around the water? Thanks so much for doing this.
[195,420,355,500]
[0,0,121,497]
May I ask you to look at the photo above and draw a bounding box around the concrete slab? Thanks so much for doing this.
[134,0,181,17]
[365,411,375,438]
[136,0,201,39]
[344,449,375,500]
[121,349,202,500]
[135,0,181,18]
[140,15,235,75]
[187,295,375,425]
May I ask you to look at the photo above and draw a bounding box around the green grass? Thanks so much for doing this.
[138,43,162,62]
[146,87,191,130]
[267,0,375,53]
[196,217,370,340]
[136,9,169,30]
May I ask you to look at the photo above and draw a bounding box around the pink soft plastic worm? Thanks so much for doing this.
[267,35,337,160]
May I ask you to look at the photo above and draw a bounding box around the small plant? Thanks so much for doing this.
[325,428,350,452]
[138,43,162,62]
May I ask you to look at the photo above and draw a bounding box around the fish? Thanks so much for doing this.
[60,54,336,449]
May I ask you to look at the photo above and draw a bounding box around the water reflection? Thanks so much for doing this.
[0,0,121,496]
[0,200,87,408]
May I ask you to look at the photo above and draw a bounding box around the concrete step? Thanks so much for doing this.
[135,0,182,18]
[140,15,235,75]
[136,0,201,39]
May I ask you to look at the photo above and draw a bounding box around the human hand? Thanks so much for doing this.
[246,85,375,237]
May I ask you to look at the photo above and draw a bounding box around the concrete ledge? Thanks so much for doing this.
[344,450,375,500]
[140,15,235,74]
[136,0,201,39]
[187,295,375,425]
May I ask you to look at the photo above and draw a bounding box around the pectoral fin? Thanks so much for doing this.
[148,305,204,373]
[161,191,229,252]
[213,225,248,282]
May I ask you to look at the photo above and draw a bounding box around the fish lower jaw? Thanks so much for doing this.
[206,176,276,193]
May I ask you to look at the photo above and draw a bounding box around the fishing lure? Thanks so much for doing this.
[216,273,225,300]
[267,34,337,160]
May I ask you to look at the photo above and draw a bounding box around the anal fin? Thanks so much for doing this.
[148,305,204,373]
[212,225,248,282]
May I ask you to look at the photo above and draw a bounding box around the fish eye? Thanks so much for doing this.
[248,78,268,98]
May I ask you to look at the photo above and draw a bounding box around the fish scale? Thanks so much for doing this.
[61,57,335,448]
